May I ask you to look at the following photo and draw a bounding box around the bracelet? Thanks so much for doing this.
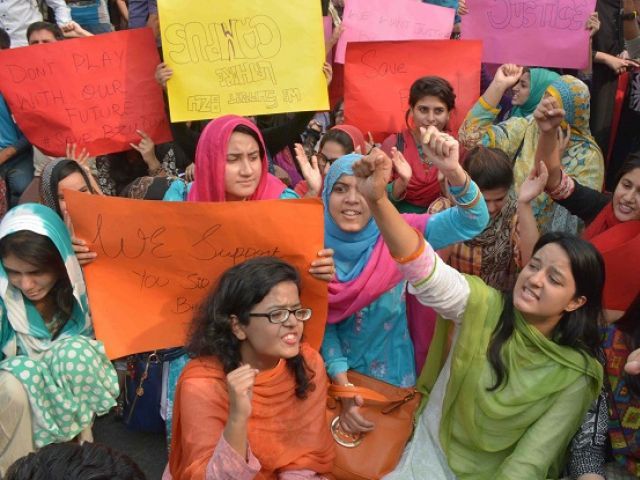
[545,169,575,200]
[389,180,407,202]
[392,228,425,264]
[446,171,471,198]
[622,10,637,20]
[453,189,482,210]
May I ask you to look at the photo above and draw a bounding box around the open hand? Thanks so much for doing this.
[294,143,323,196]
[130,130,158,167]
[518,161,549,204]
[390,146,412,185]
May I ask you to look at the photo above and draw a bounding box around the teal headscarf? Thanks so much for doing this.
[510,68,561,118]
[0,204,92,360]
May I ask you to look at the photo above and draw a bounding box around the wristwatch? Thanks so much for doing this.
[622,10,638,20]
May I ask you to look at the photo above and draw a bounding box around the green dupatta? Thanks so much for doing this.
[417,275,603,479]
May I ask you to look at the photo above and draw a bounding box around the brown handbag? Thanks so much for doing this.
[326,370,420,480]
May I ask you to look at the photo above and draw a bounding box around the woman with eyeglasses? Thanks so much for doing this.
[164,257,334,480]
[293,124,368,197]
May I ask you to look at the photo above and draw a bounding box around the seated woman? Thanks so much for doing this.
[0,204,119,475]
[534,96,640,320]
[350,142,604,479]
[322,128,488,434]
[293,124,368,197]
[381,76,458,213]
[161,115,334,444]
[164,115,303,202]
[428,146,547,292]
[164,257,334,479]
[39,158,100,266]
[459,67,604,233]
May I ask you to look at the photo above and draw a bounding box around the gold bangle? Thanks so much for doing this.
[454,190,482,210]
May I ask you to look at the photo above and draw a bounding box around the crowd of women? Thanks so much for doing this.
[0,0,639,479]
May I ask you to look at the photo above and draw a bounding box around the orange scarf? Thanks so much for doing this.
[583,203,640,311]
[168,344,335,479]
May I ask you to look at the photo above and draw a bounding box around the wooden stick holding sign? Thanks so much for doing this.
[65,190,327,359]
[0,29,172,157]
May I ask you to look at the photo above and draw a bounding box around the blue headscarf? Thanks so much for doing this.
[322,154,382,282]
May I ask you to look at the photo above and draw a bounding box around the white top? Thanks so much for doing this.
[0,0,71,47]
[384,249,471,479]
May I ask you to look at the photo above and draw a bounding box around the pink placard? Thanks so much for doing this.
[462,0,596,69]
[335,0,455,64]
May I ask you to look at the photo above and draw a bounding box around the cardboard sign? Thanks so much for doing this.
[344,40,482,140]
[462,0,596,69]
[0,29,172,157]
[336,0,455,64]
[65,191,327,359]
[157,0,329,122]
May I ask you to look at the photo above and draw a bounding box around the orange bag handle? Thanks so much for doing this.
[328,384,390,403]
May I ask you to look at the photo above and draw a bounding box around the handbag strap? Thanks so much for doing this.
[328,384,390,403]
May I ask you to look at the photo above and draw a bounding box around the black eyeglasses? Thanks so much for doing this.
[316,152,339,165]
[248,308,313,324]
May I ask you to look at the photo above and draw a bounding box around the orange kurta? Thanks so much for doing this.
[168,343,335,479]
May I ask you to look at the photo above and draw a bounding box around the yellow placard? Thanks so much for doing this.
[158,0,329,122]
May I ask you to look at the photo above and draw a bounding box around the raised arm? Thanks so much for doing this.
[458,65,529,155]
[533,99,610,223]
[352,145,470,322]
[419,127,490,248]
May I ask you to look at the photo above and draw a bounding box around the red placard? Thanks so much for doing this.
[0,29,172,157]
[344,40,482,140]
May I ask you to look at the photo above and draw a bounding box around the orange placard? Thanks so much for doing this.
[65,191,327,359]
[0,29,172,157]
[344,40,482,141]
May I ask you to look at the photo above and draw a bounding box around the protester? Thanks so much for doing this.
[0,204,119,475]
[534,96,640,320]
[459,69,604,233]
[293,124,368,197]
[381,76,458,213]
[351,145,604,479]
[39,155,101,265]
[502,68,560,119]
[321,129,488,434]
[164,257,334,479]
[428,145,547,292]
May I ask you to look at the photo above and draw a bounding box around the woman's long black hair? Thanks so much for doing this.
[0,230,74,328]
[487,232,605,391]
[187,257,314,399]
